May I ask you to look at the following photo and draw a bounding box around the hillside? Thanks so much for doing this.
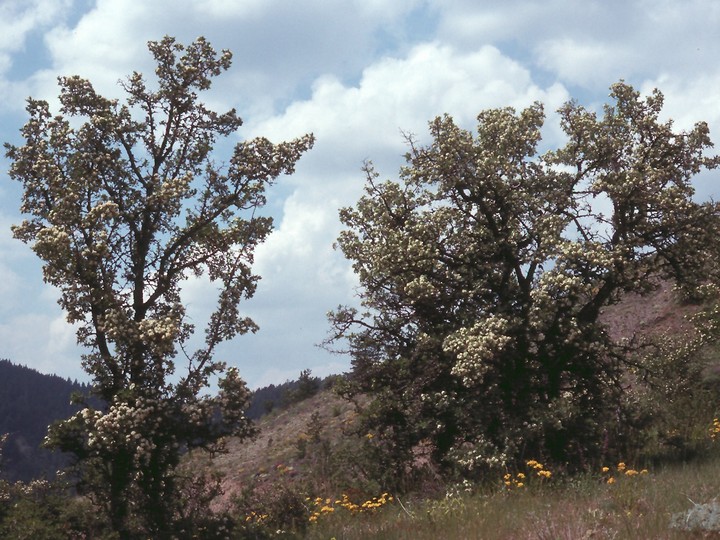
[599,279,697,341]
[0,360,322,482]
[0,281,700,488]
[205,388,355,509]
[1,283,718,537]
[204,280,704,508]
[0,360,91,482]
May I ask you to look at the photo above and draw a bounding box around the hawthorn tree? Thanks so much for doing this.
[6,36,313,538]
[328,83,719,481]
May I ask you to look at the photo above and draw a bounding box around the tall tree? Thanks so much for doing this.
[327,83,719,481]
[6,36,313,538]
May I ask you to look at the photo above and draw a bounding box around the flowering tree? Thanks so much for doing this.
[6,37,313,538]
[328,83,719,480]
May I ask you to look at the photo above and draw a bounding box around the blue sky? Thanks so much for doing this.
[0,0,719,388]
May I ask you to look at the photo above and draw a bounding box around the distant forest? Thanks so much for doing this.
[0,359,335,481]
[0,359,90,481]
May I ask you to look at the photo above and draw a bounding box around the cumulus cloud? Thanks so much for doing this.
[637,73,720,201]
[0,0,73,110]
[0,309,84,380]
[248,43,569,160]
[0,0,72,60]
[432,0,720,93]
[220,42,570,385]
[0,212,43,315]
[21,0,425,117]
[0,212,85,377]
[535,39,638,88]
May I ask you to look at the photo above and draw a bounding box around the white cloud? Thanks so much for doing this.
[0,0,73,107]
[0,210,84,378]
[432,0,720,93]
[222,42,570,385]
[248,43,569,159]
[0,0,72,54]
[432,0,622,47]
[637,73,720,201]
[640,74,720,132]
[0,212,44,313]
[47,312,80,360]
[197,0,421,21]
[0,311,84,380]
[0,263,22,308]
[19,0,426,118]
[535,39,637,88]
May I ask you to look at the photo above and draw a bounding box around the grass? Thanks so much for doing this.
[294,453,720,539]
[211,387,720,538]
[201,382,720,539]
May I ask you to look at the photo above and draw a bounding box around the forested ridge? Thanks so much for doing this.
[0,359,89,481]
[0,358,322,482]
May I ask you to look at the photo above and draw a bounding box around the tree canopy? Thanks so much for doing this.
[328,82,720,481]
[6,36,313,538]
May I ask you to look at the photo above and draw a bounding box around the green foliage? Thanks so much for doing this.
[6,36,313,538]
[0,444,111,540]
[327,82,720,482]
[622,290,720,462]
[233,480,310,537]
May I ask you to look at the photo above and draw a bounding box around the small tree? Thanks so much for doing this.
[285,369,321,405]
[6,36,313,538]
[327,82,719,481]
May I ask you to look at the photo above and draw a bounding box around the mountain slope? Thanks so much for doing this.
[0,359,90,481]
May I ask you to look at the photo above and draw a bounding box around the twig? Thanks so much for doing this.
[395,495,415,519]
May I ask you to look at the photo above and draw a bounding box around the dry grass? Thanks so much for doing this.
[191,390,358,509]
[298,455,720,539]
[194,282,718,538]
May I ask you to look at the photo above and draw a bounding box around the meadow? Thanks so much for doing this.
[289,453,720,539]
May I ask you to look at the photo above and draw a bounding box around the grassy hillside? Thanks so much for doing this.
[296,453,720,539]
[196,389,358,509]
[182,381,720,539]
[3,282,720,538]
[188,282,720,538]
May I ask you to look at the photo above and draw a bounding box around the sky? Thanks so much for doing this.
[0,0,719,389]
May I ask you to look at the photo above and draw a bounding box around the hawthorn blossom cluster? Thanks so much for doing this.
[445,316,512,386]
[83,401,164,465]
